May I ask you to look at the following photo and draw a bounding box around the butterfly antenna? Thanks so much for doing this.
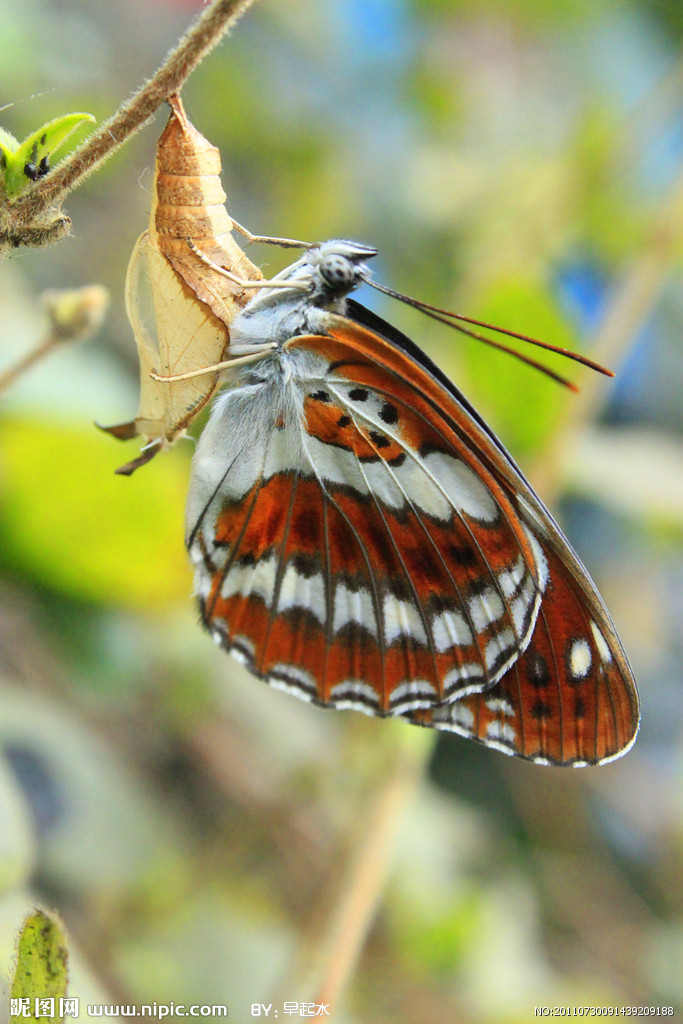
[365,278,614,382]
[416,305,580,390]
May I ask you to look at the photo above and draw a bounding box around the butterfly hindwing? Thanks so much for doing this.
[407,544,638,765]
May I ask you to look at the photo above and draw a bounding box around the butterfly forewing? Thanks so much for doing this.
[189,323,550,717]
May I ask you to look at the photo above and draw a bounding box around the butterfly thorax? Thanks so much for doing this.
[229,240,377,352]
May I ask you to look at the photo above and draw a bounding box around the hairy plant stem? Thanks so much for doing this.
[1,0,257,251]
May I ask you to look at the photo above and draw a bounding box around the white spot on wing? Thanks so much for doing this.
[510,575,538,638]
[232,634,255,660]
[269,677,314,703]
[363,458,406,508]
[389,680,438,709]
[486,720,516,744]
[590,621,612,664]
[278,563,326,622]
[330,681,380,709]
[485,696,515,716]
[221,553,278,603]
[269,663,318,701]
[432,609,473,651]
[468,587,505,632]
[421,452,499,522]
[443,663,486,692]
[484,628,516,670]
[569,638,592,678]
[498,555,525,598]
[383,595,427,645]
[195,569,212,601]
[333,583,378,637]
[306,434,371,494]
[431,701,476,730]
[522,522,549,590]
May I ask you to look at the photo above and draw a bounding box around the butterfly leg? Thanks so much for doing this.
[149,344,277,383]
[229,218,312,250]
[186,241,310,292]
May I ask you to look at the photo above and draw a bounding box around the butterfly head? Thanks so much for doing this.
[275,240,378,307]
[309,240,378,298]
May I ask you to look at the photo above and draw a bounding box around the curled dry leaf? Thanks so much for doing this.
[102,94,262,474]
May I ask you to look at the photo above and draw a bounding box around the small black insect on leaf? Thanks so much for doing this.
[23,152,50,182]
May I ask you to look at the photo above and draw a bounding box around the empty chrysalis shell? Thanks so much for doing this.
[102,94,262,474]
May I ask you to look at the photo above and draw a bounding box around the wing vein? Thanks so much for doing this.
[320,375,541,651]
[298,431,387,702]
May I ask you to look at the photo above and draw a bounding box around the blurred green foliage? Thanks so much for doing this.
[0,418,190,609]
[0,1,681,1022]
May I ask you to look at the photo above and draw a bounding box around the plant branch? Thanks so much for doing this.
[270,725,434,1015]
[312,733,432,1011]
[2,0,257,246]
[530,168,683,502]
[0,285,109,393]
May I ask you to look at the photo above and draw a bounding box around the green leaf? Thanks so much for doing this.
[0,417,191,610]
[10,909,69,1022]
[0,112,95,198]
[0,126,19,151]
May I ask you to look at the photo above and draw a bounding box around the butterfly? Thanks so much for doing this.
[184,240,640,766]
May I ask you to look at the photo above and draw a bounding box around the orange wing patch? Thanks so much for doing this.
[303,390,405,462]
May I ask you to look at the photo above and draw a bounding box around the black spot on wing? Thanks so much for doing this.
[446,544,479,569]
[380,402,399,424]
[288,551,320,577]
[527,651,551,688]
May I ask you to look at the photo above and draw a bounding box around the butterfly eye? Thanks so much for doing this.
[319,253,357,291]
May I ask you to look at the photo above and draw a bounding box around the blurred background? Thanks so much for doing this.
[0,0,682,1020]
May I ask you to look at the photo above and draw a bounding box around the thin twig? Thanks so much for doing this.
[271,727,434,1014]
[313,735,432,1010]
[0,284,109,393]
[2,0,257,247]
[0,333,64,393]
